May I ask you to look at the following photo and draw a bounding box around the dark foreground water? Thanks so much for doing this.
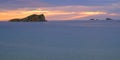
[0,20,120,60]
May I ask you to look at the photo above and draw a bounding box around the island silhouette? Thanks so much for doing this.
[9,14,47,22]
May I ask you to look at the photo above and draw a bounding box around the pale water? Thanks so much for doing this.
[0,20,120,60]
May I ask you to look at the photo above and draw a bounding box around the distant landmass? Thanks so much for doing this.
[9,14,47,22]
[90,18,113,20]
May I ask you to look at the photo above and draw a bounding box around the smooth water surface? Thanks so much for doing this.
[0,20,120,60]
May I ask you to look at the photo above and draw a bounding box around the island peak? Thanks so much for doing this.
[9,14,47,22]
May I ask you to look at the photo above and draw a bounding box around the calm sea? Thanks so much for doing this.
[0,20,120,60]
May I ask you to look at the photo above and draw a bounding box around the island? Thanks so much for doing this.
[9,14,47,22]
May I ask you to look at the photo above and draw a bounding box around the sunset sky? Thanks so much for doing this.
[0,0,120,21]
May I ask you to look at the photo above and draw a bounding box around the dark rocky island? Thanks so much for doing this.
[9,14,47,22]
[106,18,112,20]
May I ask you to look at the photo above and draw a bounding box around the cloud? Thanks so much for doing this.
[0,0,120,10]
[0,0,120,21]
[41,0,120,6]
[0,0,52,10]
[0,4,119,21]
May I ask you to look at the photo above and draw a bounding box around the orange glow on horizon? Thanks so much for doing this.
[0,9,75,21]
[63,11,107,20]
[0,8,117,21]
[80,11,107,15]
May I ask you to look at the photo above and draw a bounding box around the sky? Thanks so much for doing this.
[0,0,120,21]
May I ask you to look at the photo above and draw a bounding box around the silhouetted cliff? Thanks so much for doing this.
[9,14,47,22]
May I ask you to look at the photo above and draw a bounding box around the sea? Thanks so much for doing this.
[0,20,120,60]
